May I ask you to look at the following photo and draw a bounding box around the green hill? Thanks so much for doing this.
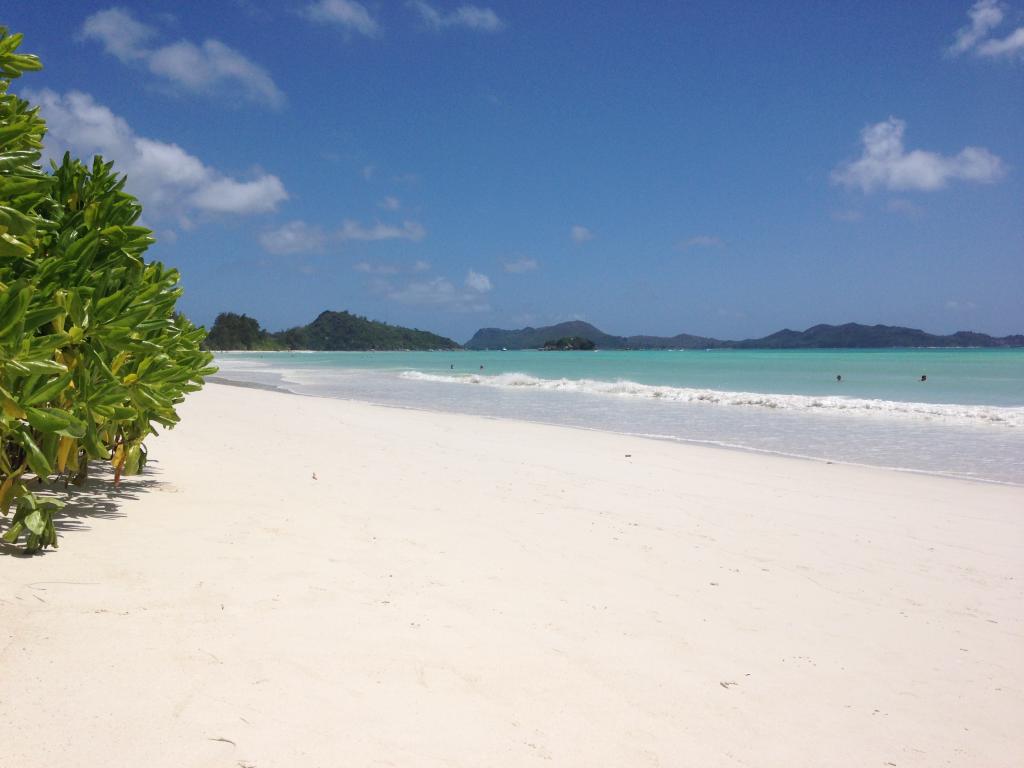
[465,321,1023,350]
[204,311,460,351]
[467,321,629,350]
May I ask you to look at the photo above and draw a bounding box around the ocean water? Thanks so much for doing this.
[214,348,1024,485]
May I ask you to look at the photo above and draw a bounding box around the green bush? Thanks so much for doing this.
[0,28,215,553]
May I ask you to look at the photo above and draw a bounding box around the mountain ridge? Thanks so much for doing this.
[465,321,1024,350]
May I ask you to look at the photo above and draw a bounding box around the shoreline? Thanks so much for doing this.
[3,382,1021,766]
[210,372,1024,488]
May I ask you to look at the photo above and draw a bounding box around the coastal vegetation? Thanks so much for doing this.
[542,336,595,351]
[467,321,1024,350]
[205,310,460,351]
[0,29,214,552]
[203,312,282,351]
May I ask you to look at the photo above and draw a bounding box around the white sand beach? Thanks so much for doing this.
[2,382,1022,767]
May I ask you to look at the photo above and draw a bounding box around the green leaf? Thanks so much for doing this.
[22,305,63,332]
[24,406,86,438]
[23,371,72,406]
[23,506,44,535]
[1,521,24,544]
[14,427,52,477]
[0,281,31,339]
[9,359,67,376]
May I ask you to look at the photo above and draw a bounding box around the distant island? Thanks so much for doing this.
[542,336,596,351]
[205,313,1023,352]
[466,321,1024,350]
[204,311,460,351]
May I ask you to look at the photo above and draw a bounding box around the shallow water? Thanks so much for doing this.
[215,349,1024,485]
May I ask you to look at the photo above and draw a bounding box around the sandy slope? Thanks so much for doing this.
[1,382,1021,767]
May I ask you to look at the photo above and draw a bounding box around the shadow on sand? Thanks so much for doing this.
[0,462,166,558]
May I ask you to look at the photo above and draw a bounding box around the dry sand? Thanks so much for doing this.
[2,382,1022,767]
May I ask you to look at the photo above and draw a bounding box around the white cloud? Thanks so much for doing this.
[570,225,594,243]
[338,219,426,241]
[948,0,1024,58]
[81,8,284,107]
[259,218,427,253]
[354,261,399,275]
[412,259,431,272]
[191,175,288,213]
[80,7,154,61]
[148,40,284,107]
[378,196,402,210]
[260,221,327,254]
[978,26,1024,56]
[830,117,1005,192]
[679,235,724,249]
[948,0,1005,54]
[386,276,490,311]
[30,89,288,217]
[304,0,380,37]
[408,1,504,32]
[465,270,492,292]
[504,257,538,273]
[362,164,376,180]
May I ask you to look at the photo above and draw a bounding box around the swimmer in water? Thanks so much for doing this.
[836,374,842,382]
[920,374,927,382]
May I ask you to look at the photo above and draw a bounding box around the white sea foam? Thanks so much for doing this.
[399,370,1024,428]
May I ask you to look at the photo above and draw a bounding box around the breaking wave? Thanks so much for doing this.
[399,370,1024,428]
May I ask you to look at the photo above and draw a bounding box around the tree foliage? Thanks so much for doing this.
[204,312,282,351]
[204,310,461,351]
[0,28,214,552]
[542,336,596,351]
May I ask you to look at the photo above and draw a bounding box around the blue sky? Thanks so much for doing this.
[6,1,1023,341]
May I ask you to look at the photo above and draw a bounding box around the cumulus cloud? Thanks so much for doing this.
[570,225,594,243]
[378,196,401,210]
[948,0,1024,59]
[830,117,1005,192]
[260,221,327,254]
[412,259,431,272]
[679,235,724,249]
[81,8,284,107]
[503,257,538,273]
[408,1,504,32]
[304,0,380,37]
[191,175,290,213]
[464,270,492,292]
[258,218,428,253]
[338,219,426,241]
[949,0,1005,54]
[81,7,154,61]
[30,89,288,217]
[978,26,1024,56]
[386,275,491,311]
[149,40,283,106]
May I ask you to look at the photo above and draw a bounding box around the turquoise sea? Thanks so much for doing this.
[215,348,1024,485]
